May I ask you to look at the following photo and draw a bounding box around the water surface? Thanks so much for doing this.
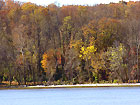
[0,87,140,105]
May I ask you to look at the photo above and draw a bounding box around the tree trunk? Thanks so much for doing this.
[137,44,140,82]
[32,67,35,85]
[9,65,12,86]
[37,27,41,83]
[24,65,26,86]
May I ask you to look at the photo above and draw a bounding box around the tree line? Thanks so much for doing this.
[0,0,140,85]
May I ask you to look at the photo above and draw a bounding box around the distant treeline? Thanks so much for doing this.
[0,0,140,85]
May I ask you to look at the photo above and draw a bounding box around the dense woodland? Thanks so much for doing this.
[1,0,140,86]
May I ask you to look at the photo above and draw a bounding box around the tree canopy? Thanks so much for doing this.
[0,0,140,85]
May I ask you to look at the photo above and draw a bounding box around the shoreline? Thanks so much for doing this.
[1,83,140,90]
[29,83,140,88]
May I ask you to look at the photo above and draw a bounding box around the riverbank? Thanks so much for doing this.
[29,83,140,88]
[1,83,140,89]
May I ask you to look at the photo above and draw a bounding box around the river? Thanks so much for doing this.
[0,87,140,105]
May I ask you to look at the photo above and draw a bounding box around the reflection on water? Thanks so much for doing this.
[0,87,140,105]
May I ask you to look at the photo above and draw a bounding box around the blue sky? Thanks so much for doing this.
[15,0,139,6]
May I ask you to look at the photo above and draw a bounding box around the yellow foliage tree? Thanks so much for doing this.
[79,38,97,61]
[79,45,97,60]
[41,53,48,72]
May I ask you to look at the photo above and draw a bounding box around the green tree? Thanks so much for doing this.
[106,43,127,82]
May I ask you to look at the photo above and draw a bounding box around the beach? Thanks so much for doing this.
[27,83,140,88]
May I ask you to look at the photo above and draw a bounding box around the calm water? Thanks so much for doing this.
[0,87,140,105]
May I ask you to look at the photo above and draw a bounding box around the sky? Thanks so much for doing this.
[15,0,139,6]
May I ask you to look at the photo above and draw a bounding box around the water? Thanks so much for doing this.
[0,87,140,105]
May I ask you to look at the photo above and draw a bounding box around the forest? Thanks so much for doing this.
[0,0,140,86]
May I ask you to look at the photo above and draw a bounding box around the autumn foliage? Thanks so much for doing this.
[0,0,140,85]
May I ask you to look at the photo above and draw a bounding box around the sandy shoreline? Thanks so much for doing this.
[1,83,140,89]
[27,83,140,88]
